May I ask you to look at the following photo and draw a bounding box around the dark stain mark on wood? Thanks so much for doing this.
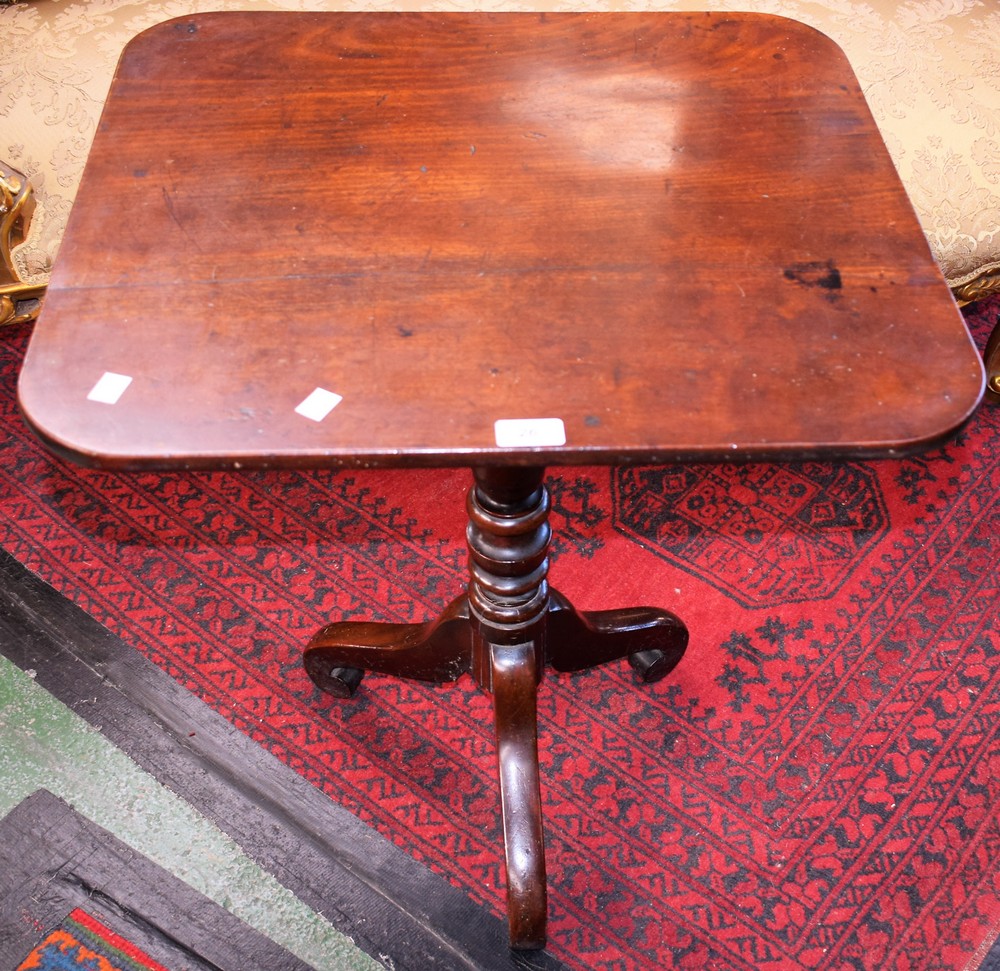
[783,260,842,291]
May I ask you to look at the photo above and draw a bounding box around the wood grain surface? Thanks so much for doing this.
[18,12,984,469]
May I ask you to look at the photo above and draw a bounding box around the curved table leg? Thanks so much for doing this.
[304,594,472,697]
[546,588,689,682]
[491,639,547,950]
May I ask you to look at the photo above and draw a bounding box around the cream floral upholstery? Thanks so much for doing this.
[2,0,999,302]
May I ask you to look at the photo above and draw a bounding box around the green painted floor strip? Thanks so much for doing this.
[0,656,382,971]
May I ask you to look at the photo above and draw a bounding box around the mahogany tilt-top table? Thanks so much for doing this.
[18,12,985,951]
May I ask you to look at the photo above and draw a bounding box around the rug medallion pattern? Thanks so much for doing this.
[611,462,888,606]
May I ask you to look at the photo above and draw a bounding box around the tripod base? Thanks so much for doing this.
[303,468,689,950]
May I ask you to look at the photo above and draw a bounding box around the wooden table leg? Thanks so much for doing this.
[304,595,472,697]
[302,465,689,950]
[490,638,547,950]
[545,590,688,682]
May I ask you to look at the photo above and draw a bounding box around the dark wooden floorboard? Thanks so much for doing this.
[0,548,568,971]
[0,789,314,971]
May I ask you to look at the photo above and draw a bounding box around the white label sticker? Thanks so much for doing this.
[87,372,133,404]
[494,418,566,448]
[295,387,343,422]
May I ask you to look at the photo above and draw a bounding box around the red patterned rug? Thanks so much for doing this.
[1,299,998,971]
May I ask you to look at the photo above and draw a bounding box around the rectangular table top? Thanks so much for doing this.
[18,12,985,470]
